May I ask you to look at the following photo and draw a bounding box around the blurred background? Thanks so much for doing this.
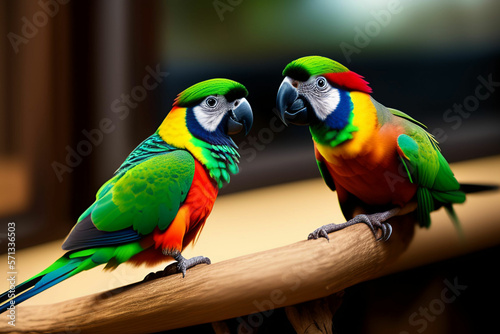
[0,0,500,332]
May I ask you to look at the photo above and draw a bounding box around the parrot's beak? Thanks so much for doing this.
[275,78,310,126]
[227,98,253,136]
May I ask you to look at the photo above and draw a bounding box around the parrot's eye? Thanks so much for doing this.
[205,97,218,108]
[316,77,328,90]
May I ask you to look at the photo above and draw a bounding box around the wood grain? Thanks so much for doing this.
[285,292,344,334]
[1,217,414,334]
[3,155,499,333]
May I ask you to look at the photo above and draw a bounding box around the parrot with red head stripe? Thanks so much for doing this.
[0,78,253,313]
[275,56,491,241]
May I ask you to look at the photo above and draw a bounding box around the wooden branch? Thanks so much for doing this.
[2,156,499,333]
[1,217,415,334]
[285,292,344,334]
[211,320,231,334]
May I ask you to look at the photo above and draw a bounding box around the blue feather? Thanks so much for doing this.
[0,258,82,314]
[185,109,236,147]
[324,90,353,130]
[62,214,141,251]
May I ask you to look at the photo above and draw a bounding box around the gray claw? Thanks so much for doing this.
[375,224,385,242]
[307,210,398,243]
[373,222,392,242]
[308,228,330,241]
[383,223,393,241]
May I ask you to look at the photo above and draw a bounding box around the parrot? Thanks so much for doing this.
[275,55,489,242]
[0,78,253,313]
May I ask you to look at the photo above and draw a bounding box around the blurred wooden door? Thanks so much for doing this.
[0,0,73,249]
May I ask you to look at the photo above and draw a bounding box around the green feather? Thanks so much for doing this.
[417,188,434,228]
[444,204,464,239]
[175,78,248,107]
[316,159,336,192]
[188,135,240,188]
[310,111,358,147]
[283,56,349,81]
[390,108,439,150]
[396,123,465,229]
[91,151,195,235]
[388,108,427,129]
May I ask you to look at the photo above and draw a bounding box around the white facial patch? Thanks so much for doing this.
[193,95,229,132]
[300,78,340,121]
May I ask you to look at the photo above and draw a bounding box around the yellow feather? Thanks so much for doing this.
[157,107,204,161]
[316,92,377,162]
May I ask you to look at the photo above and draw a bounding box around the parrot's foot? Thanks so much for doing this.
[173,253,211,278]
[307,208,400,242]
[145,251,211,281]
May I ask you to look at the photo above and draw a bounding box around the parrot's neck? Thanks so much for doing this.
[157,107,240,188]
[309,90,358,148]
[311,91,378,159]
[309,111,358,148]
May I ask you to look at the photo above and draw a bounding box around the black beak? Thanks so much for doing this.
[227,98,253,136]
[275,79,310,126]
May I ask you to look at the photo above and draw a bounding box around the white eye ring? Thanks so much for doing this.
[205,97,218,108]
[316,77,328,90]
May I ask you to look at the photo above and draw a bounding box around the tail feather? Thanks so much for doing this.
[0,276,42,304]
[459,183,499,194]
[0,256,88,314]
[444,204,464,240]
[0,243,143,313]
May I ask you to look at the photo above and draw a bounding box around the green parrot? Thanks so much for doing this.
[275,56,492,241]
[0,78,253,313]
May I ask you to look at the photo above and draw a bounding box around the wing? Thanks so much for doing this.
[114,133,179,175]
[388,107,428,129]
[395,122,464,227]
[314,146,336,192]
[62,149,195,251]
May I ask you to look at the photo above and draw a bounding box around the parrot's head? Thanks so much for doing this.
[163,78,253,148]
[159,79,253,187]
[276,56,371,129]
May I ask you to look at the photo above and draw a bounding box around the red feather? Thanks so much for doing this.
[128,160,218,267]
[324,71,372,94]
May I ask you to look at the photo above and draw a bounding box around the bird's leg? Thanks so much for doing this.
[308,208,400,242]
[143,250,211,281]
[170,251,211,278]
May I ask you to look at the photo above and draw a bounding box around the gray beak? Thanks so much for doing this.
[227,98,253,135]
[275,79,310,126]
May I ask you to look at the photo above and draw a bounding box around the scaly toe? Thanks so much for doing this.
[176,256,211,278]
[308,228,330,241]
[176,262,187,278]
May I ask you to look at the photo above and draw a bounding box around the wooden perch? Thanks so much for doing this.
[2,156,499,333]
[2,217,415,334]
[285,292,344,334]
